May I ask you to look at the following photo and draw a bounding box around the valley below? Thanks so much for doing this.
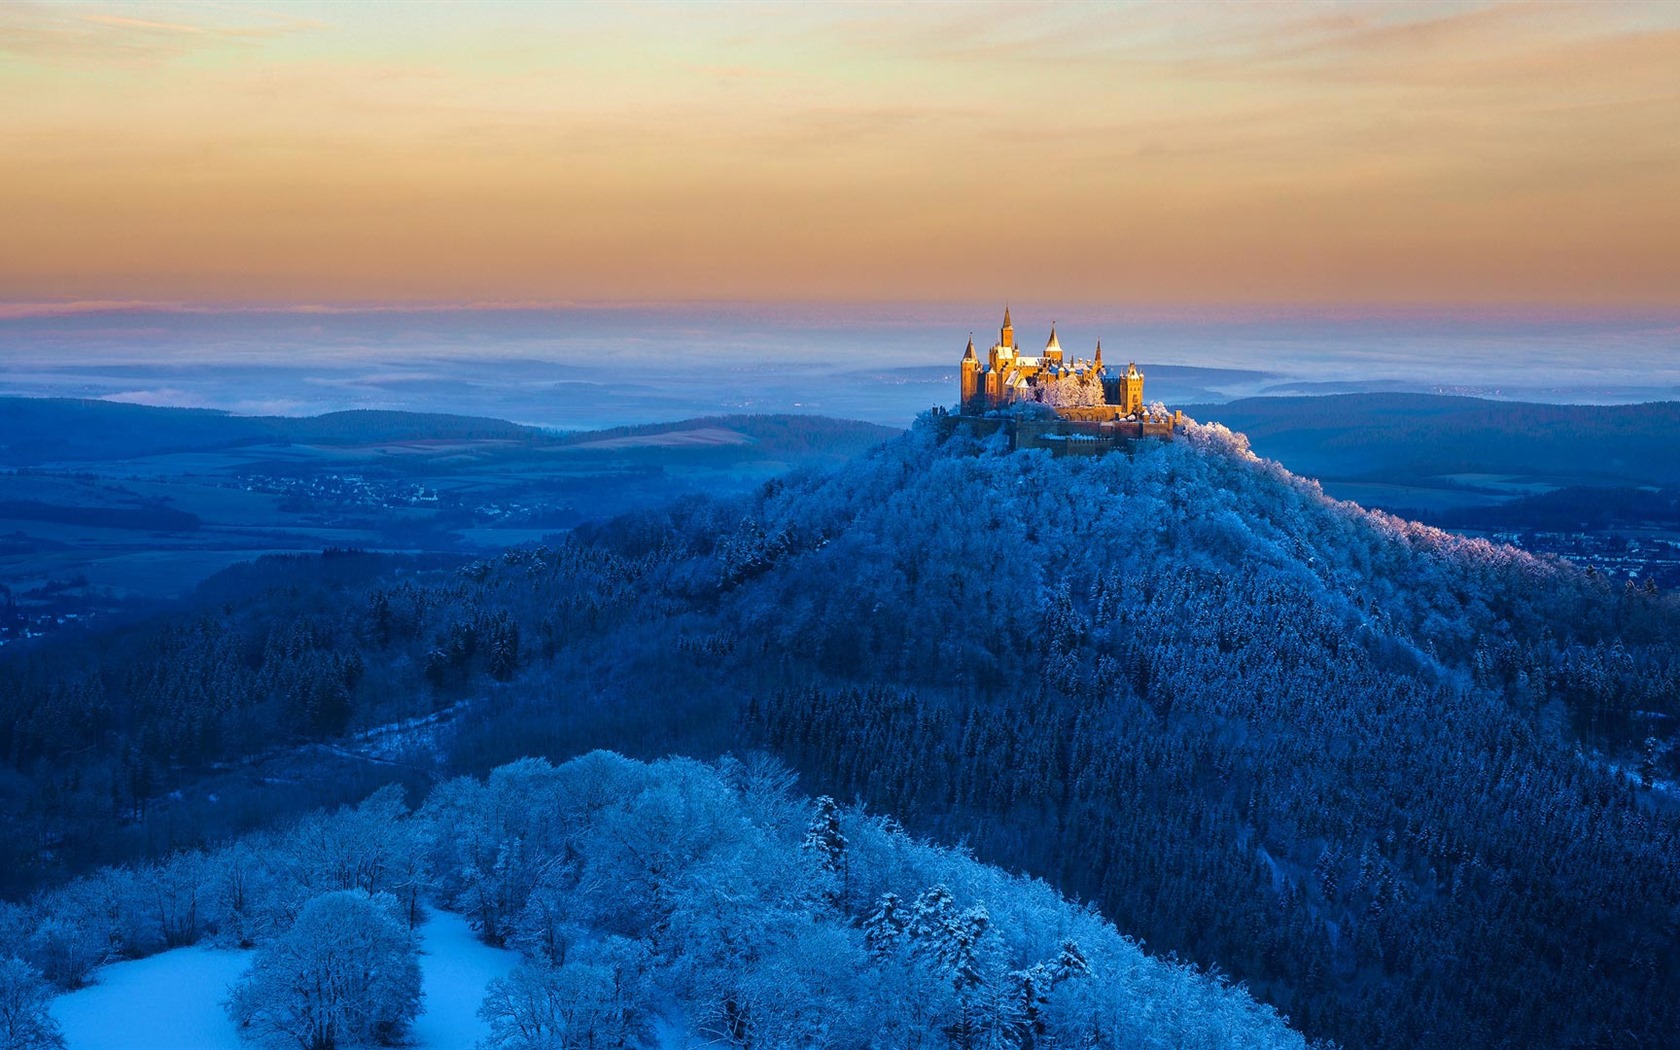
[0,401,896,646]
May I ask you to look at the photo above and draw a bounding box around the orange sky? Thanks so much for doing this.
[3,1,1678,311]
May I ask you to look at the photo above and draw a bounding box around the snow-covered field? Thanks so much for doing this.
[50,909,516,1050]
[51,945,251,1050]
[410,910,520,1050]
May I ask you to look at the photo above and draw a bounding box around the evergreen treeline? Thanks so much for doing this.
[3,416,1678,1049]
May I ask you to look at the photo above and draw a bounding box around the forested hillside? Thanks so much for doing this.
[4,416,1677,1050]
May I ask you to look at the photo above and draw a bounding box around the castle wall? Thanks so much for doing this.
[938,414,1176,457]
[1014,418,1176,453]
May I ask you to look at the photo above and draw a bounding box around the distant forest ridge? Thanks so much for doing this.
[547,414,902,455]
[1188,393,1680,485]
[0,397,900,465]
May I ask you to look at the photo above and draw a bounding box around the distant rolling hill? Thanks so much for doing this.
[0,398,536,464]
[0,398,900,607]
[1185,393,1680,495]
[550,413,900,460]
[0,397,899,466]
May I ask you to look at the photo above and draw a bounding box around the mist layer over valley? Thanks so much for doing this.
[5,307,1678,428]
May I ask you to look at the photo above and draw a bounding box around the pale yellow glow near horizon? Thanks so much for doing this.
[3,1,1678,310]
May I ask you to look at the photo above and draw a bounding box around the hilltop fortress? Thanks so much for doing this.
[950,307,1180,453]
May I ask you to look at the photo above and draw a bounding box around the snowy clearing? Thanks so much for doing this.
[50,908,516,1050]
[410,909,521,1050]
[51,945,250,1050]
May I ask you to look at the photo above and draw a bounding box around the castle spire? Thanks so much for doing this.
[1045,322,1061,353]
[1000,305,1014,349]
[963,334,976,360]
[1094,338,1103,365]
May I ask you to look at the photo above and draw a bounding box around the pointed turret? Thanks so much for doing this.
[1094,338,1103,365]
[1000,305,1014,350]
[960,333,981,410]
[1044,322,1063,366]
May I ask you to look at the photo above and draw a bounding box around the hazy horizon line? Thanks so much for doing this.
[6,298,1680,326]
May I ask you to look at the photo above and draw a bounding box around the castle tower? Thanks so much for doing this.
[1094,338,1103,369]
[1000,305,1014,350]
[1044,322,1063,367]
[1118,361,1144,415]
[960,335,980,410]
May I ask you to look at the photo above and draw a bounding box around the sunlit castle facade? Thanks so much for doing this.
[959,307,1146,419]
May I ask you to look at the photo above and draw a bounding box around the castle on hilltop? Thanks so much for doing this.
[960,306,1147,418]
[951,307,1179,452]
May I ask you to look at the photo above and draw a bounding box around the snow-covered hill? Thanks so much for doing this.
[6,413,1677,1050]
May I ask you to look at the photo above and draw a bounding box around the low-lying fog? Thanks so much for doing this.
[3,305,1677,428]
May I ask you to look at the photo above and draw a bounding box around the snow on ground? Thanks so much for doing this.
[411,908,521,1049]
[52,946,250,1050]
[50,908,518,1050]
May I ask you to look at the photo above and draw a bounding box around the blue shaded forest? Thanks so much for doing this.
[3,416,1677,1050]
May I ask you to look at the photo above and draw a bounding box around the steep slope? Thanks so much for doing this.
[5,416,1677,1050]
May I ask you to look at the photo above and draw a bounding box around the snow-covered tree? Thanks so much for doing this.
[944,904,992,993]
[508,878,587,967]
[226,890,421,1050]
[802,795,847,873]
[279,785,425,926]
[0,958,65,1050]
[141,850,209,950]
[207,842,282,949]
[24,903,108,990]
[1050,938,1090,984]
[477,939,650,1050]
[801,794,848,905]
[863,892,908,960]
[909,885,957,957]
[1036,373,1107,408]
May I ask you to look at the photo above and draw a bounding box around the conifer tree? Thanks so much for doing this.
[862,892,907,960]
[909,885,957,960]
[801,795,848,905]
